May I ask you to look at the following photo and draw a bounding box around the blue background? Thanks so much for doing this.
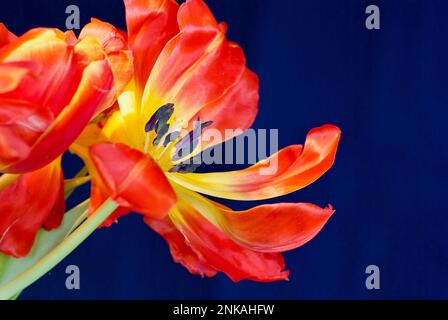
[1,0,447,299]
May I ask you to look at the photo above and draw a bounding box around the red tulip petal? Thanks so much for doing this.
[142,0,246,123]
[162,68,259,164]
[0,23,16,48]
[147,217,218,277]
[0,61,37,94]
[5,59,114,173]
[169,125,341,200]
[124,0,179,94]
[195,68,259,147]
[70,124,130,227]
[43,170,66,230]
[0,159,65,258]
[148,198,289,282]
[90,181,131,227]
[0,98,53,169]
[220,203,334,252]
[89,143,176,219]
[178,188,334,253]
[80,18,127,53]
[0,29,115,173]
[80,18,133,94]
[0,29,80,115]
[0,60,52,170]
[177,0,220,29]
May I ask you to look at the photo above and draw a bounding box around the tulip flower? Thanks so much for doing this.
[71,0,341,282]
[0,25,116,174]
[0,23,122,258]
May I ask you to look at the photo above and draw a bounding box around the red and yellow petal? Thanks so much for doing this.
[177,187,334,253]
[0,61,37,94]
[147,199,289,282]
[147,217,218,277]
[0,28,116,173]
[5,59,115,173]
[0,23,16,48]
[43,169,66,230]
[195,68,259,146]
[124,0,179,95]
[168,125,341,200]
[0,29,79,114]
[177,0,220,29]
[141,0,246,122]
[0,158,65,258]
[161,68,259,165]
[89,143,176,219]
[80,18,133,94]
[0,98,53,168]
[70,123,129,227]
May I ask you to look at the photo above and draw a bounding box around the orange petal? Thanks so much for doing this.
[124,0,179,94]
[89,143,176,219]
[220,203,334,252]
[0,98,53,168]
[4,59,115,173]
[195,68,259,146]
[43,170,66,230]
[178,187,334,253]
[162,68,259,164]
[0,23,16,48]
[169,125,341,200]
[80,18,133,94]
[147,200,289,282]
[70,123,129,227]
[147,217,218,278]
[0,29,79,114]
[0,159,65,258]
[0,28,115,173]
[141,0,246,122]
[0,61,37,94]
[177,0,220,29]
[90,181,131,227]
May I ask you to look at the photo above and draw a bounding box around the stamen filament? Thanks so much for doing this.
[143,132,151,154]
[156,145,170,161]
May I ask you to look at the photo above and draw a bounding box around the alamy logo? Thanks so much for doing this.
[365,265,380,290]
[165,126,281,176]
[65,5,80,30]
[365,5,381,30]
[65,265,80,290]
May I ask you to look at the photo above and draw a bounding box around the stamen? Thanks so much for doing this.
[172,119,214,161]
[144,105,214,168]
[169,161,202,174]
[153,120,170,146]
[143,132,151,154]
[143,103,175,153]
[163,131,181,147]
[145,103,174,133]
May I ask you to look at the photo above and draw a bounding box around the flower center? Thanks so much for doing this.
[144,104,213,173]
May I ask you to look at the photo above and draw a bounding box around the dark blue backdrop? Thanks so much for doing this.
[1,0,447,299]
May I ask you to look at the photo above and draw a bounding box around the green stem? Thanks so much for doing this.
[64,166,89,199]
[0,198,118,300]
[9,291,21,300]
